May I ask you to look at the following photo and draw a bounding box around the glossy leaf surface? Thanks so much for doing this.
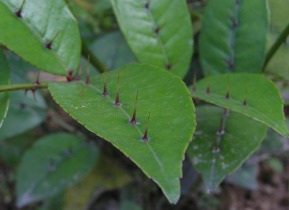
[190,73,288,136]
[0,0,81,75]
[111,0,193,78]
[49,63,196,203]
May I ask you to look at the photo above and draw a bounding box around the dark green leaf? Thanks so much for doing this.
[48,63,196,204]
[187,106,267,191]
[199,0,269,75]
[190,73,289,136]
[111,0,193,78]
[16,133,98,207]
[91,31,136,70]
[0,50,10,128]
[0,91,47,141]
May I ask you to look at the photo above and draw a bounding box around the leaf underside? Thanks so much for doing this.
[0,0,81,75]
[0,50,10,128]
[199,0,269,75]
[111,0,193,78]
[190,73,289,136]
[48,63,196,204]
[16,133,98,207]
[0,91,47,141]
[187,106,267,191]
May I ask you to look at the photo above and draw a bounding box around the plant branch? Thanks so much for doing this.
[0,82,48,93]
[81,38,107,73]
[263,23,289,71]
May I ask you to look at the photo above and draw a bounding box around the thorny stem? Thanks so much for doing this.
[81,37,107,73]
[0,82,48,92]
[263,23,289,71]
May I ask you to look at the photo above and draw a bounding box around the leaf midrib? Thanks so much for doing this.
[69,82,175,197]
[1,2,67,74]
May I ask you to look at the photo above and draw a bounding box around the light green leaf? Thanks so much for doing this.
[187,106,267,191]
[190,73,289,136]
[48,63,196,204]
[0,0,81,75]
[111,0,193,78]
[0,91,47,141]
[199,0,269,75]
[0,50,10,128]
[16,133,99,207]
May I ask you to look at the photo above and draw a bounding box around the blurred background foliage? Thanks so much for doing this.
[1,0,289,210]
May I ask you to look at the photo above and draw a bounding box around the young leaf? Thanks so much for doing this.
[190,73,289,136]
[16,133,99,207]
[0,50,10,128]
[187,106,267,191]
[0,0,81,75]
[111,0,193,78]
[0,91,47,141]
[199,0,269,75]
[48,63,196,204]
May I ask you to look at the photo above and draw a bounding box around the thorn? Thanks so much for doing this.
[34,72,40,86]
[142,113,151,142]
[114,75,121,106]
[19,103,26,109]
[225,90,230,99]
[231,18,238,27]
[85,55,90,85]
[76,67,82,81]
[154,27,160,34]
[166,63,172,70]
[130,91,139,125]
[192,71,197,92]
[45,32,60,50]
[66,70,74,82]
[206,86,210,94]
[102,71,108,96]
[15,0,25,18]
[227,60,234,69]
[31,89,36,101]
[144,2,150,9]
[243,98,247,106]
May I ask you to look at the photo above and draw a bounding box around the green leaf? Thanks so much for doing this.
[187,106,267,191]
[0,91,47,141]
[16,133,99,207]
[0,50,10,128]
[91,31,136,70]
[226,161,258,190]
[266,0,289,79]
[0,0,81,75]
[48,63,196,204]
[199,0,269,75]
[190,73,289,136]
[111,0,193,78]
[64,155,131,210]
